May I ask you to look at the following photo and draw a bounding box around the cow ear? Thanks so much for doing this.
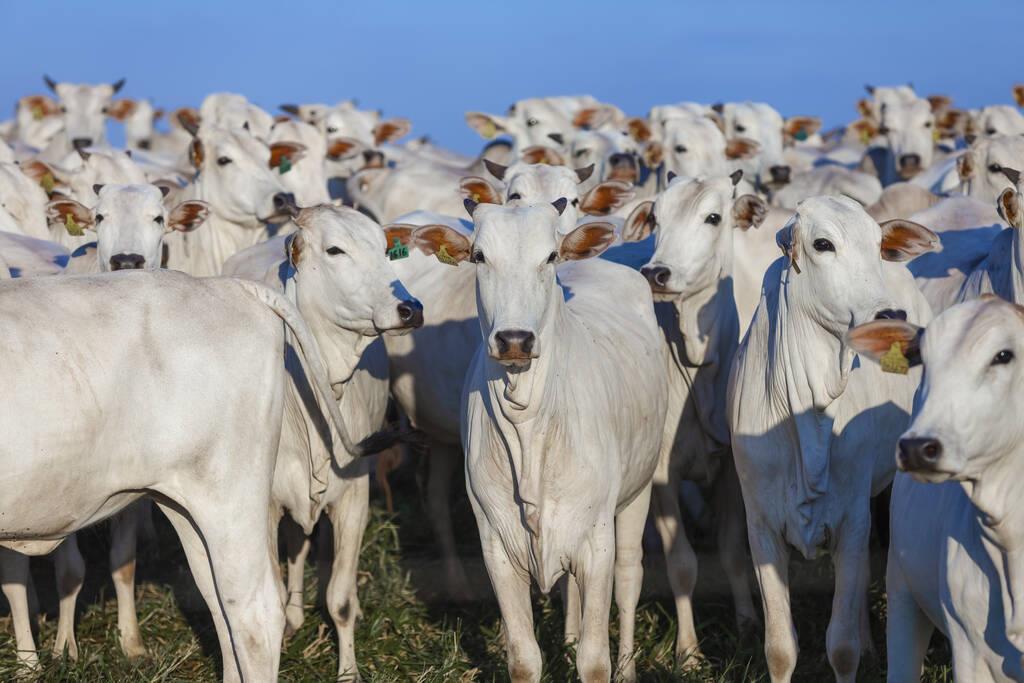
[626,117,652,143]
[459,176,502,205]
[927,94,951,113]
[580,180,635,216]
[845,319,923,369]
[382,224,414,256]
[1014,85,1024,108]
[856,99,873,120]
[936,108,964,136]
[784,115,821,143]
[465,112,507,140]
[167,200,210,233]
[287,231,304,269]
[849,119,878,145]
[879,219,941,261]
[269,141,306,171]
[726,137,761,160]
[412,225,472,264]
[176,107,200,136]
[20,159,60,195]
[559,222,616,261]
[998,187,1024,229]
[732,194,767,230]
[46,198,94,234]
[622,201,655,243]
[777,216,802,273]
[189,138,204,170]
[572,106,614,130]
[642,141,663,169]
[327,137,364,160]
[107,99,137,122]
[957,149,977,181]
[373,118,411,146]
[520,146,565,166]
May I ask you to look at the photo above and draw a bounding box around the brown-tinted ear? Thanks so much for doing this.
[845,319,923,368]
[879,219,941,261]
[622,201,655,242]
[189,138,204,169]
[459,176,502,205]
[1015,85,1024,108]
[167,200,210,233]
[777,216,801,273]
[626,117,652,143]
[849,119,878,145]
[107,99,137,121]
[383,224,414,255]
[176,107,200,136]
[46,198,94,234]
[152,108,164,122]
[784,116,822,143]
[287,231,304,268]
[642,141,663,168]
[520,145,565,166]
[927,94,952,113]
[373,118,411,145]
[579,180,635,216]
[269,141,307,170]
[732,194,767,230]
[412,225,472,264]
[957,149,976,182]
[559,222,616,261]
[572,106,614,130]
[998,187,1024,229]
[936,109,965,136]
[327,137,364,160]
[856,98,873,119]
[20,95,60,119]
[20,160,59,194]
[725,137,761,160]
[465,112,506,140]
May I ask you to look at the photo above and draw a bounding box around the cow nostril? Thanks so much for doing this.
[609,153,633,167]
[899,154,921,168]
[770,165,791,183]
[137,139,152,150]
[548,133,564,145]
[72,138,93,150]
[396,300,424,328]
[494,329,535,357]
[640,266,671,290]
[899,437,943,466]
[273,192,298,216]
[874,309,908,321]
[109,254,145,271]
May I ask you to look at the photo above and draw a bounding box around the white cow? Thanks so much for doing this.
[413,202,667,681]
[969,104,1024,139]
[657,115,760,189]
[107,97,164,152]
[869,99,938,186]
[0,162,51,239]
[465,96,596,154]
[846,296,1024,682]
[957,135,1024,205]
[267,119,326,206]
[38,76,125,162]
[728,196,937,682]
[199,92,275,141]
[7,95,64,151]
[714,102,822,190]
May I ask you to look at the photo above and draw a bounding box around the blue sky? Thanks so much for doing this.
[3,1,1020,153]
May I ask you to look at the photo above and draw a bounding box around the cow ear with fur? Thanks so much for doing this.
[383,224,415,254]
[622,200,655,243]
[579,180,635,216]
[626,117,652,143]
[927,94,952,113]
[19,160,60,194]
[327,137,364,160]
[287,231,304,269]
[177,108,200,137]
[46,198,94,234]
[1014,85,1024,108]
[849,119,879,145]
[998,187,1024,229]
[412,225,472,264]
[732,194,767,230]
[879,219,941,261]
[784,116,822,143]
[725,137,761,160]
[520,146,565,166]
[189,138,204,170]
[777,216,802,273]
[167,200,210,233]
[107,99,137,122]
[373,118,411,146]
[845,319,923,369]
[269,141,307,171]
[558,222,616,261]
[459,176,502,205]
[573,106,613,130]
[856,98,873,119]
[642,141,663,169]
[465,112,507,140]
[957,149,976,181]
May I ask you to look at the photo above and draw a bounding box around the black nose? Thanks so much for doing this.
[609,152,635,168]
[640,265,671,290]
[770,165,791,184]
[547,133,564,145]
[137,139,152,150]
[396,299,423,328]
[72,137,93,150]
[898,437,943,471]
[109,254,146,271]
[273,192,298,217]
[494,329,536,357]
[899,154,921,169]
[874,309,908,321]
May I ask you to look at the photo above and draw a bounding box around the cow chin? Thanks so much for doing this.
[491,353,533,371]
[651,289,679,303]
[898,456,959,484]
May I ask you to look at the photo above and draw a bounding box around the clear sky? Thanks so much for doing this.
[3,0,1020,153]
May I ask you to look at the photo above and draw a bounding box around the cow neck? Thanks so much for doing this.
[185,178,266,276]
[670,227,734,367]
[1010,227,1024,304]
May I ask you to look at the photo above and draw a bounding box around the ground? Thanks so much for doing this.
[0,465,953,682]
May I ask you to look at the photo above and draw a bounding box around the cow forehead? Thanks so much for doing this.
[56,83,113,104]
[984,135,1024,165]
[474,204,559,252]
[270,120,321,148]
[297,205,385,250]
[96,184,165,214]
[202,127,269,159]
[924,298,1024,365]
[883,100,932,125]
[659,177,730,219]
[797,195,876,239]
[506,164,578,195]
[666,117,723,144]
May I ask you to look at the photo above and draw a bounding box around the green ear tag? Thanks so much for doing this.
[880,341,909,375]
[436,244,459,266]
[65,212,84,237]
[387,237,409,261]
[794,129,808,142]
[279,156,292,175]
[40,172,55,194]
[31,105,44,121]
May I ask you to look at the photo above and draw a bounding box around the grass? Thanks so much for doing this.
[0,465,954,682]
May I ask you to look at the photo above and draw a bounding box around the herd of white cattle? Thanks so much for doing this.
[0,77,1023,682]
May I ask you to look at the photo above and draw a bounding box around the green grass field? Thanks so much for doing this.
[0,468,953,682]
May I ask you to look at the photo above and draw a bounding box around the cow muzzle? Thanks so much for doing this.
[396,299,424,330]
[491,329,537,367]
[110,253,146,271]
[897,437,944,474]
[640,265,677,300]
[898,154,922,179]
[608,153,638,184]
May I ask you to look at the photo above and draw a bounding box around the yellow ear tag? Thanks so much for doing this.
[859,128,872,146]
[40,173,55,194]
[880,341,909,375]
[64,212,84,237]
[31,105,44,121]
[436,244,459,266]
[481,121,497,139]
[932,128,941,143]
[471,192,481,203]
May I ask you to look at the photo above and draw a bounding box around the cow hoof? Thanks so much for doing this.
[122,639,147,660]
[676,648,705,673]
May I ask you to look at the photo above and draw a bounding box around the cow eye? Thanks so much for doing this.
[526,118,539,127]
[735,124,746,133]
[574,149,589,158]
[878,125,890,136]
[923,121,933,128]
[95,213,104,224]
[326,126,338,134]
[101,106,109,114]
[992,349,1015,365]
[326,246,345,256]
[546,251,558,264]
[674,144,687,153]
[508,192,522,201]
[813,238,835,253]
[470,250,485,264]
[988,163,1002,173]
[987,128,997,136]
[59,106,67,113]
[571,198,579,207]
[217,156,232,166]
[154,216,164,225]
[705,213,722,225]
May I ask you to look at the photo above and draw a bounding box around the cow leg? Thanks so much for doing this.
[575,516,615,683]
[479,521,540,682]
[748,523,797,683]
[110,504,146,658]
[52,533,84,660]
[713,458,758,632]
[560,573,582,644]
[0,549,38,669]
[613,483,652,683]
[827,522,870,683]
[650,478,703,666]
[426,443,470,600]
[326,476,370,681]
[281,515,311,637]
[885,551,932,682]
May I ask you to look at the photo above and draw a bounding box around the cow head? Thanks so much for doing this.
[569,128,644,189]
[108,98,163,151]
[716,102,800,188]
[958,136,1024,205]
[878,99,937,180]
[43,76,125,150]
[660,115,757,185]
[268,119,323,205]
[0,162,51,239]
[466,98,575,154]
